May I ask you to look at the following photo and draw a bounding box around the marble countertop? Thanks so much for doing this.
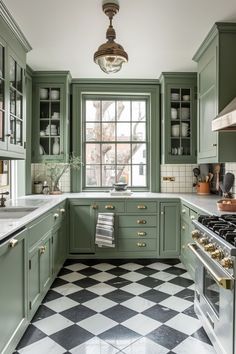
[0,192,226,243]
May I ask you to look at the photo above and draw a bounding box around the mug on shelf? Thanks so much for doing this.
[171,108,178,119]
[171,124,180,137]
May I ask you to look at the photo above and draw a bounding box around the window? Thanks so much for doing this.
[83,97,148,189]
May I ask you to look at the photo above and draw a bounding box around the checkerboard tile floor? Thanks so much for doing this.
[15,259,216,354]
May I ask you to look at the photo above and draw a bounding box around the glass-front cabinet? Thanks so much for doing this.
[32,72,71,162]
[160,72,197,164]
[0,40,6,152]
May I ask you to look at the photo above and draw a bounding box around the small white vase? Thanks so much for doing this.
[52,137,60,155]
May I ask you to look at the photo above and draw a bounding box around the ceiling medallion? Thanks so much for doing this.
[94,1,128,74]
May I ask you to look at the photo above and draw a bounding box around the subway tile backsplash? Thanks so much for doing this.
[161,164,197,193]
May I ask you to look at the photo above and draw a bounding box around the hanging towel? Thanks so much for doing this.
[95,213,115,248]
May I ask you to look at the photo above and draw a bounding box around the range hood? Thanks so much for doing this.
[212,97,236,131]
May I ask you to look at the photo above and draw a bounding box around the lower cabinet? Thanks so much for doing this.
[0,228,28,354]
[160,202,180,257]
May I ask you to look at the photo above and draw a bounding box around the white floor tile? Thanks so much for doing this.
[159,296,192,312]
[122,337,169,354]
[45,296,78,312]
[92,263,116,271]
[180,272,192,280]
[174,262,186,270]
[53,283,82,295]
[83,296,116,312]
[87,283,116,296]
[18,337,65,354]
[122,314,161,335]
[188,283,195,290]
[119,263,143,271]
[150,271,177,281]
[78,314,117,335]
[65,263,88,271]
[174,336,216,354]
[155,282,184,295]
[70,337,119,354]
[121,272,146,282]
[33,314,73,335]
[59,272,86,282]
[121,283,150,295]
[122,296,156,312]
[147,262,171,271]
[165,313,202,335]
[90,272,116,282]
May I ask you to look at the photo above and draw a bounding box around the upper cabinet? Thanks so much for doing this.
[0,3,31,159]
[32,72,71,162]
[160,72,197,164]
[193,22,236,163]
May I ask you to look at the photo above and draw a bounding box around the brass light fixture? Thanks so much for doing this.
[94,0,128,74]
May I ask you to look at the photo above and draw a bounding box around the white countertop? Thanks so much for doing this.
[0,192,225,243]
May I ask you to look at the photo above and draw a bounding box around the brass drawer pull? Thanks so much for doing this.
[60,208,65,213]
[137,232,147,237]
[137,205,147,209]
[137,219,146,224]
[91,204,98,209]
[54,213,59,219]
[105,205,115,210]
[39,246,46,255]
[9,239,18,248]
[137,242,146,247]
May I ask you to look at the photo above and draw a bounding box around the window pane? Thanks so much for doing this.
[0,110,4,141]
[0,45,4,78]
[85,143,100,164]
[102,101,115,121]
[16,64,22,92]
[102,165,115,186]
[9,57,15,87]
[101,143,115,164]
[132,101,146,121]
[16,92,22,118]
[86,122,100,141]
[10,89,15,115]
[117,165,130,185]
[132,165,146,186]
[16,119,22,145]
[117,123,130,141]
[86,100,100,121]
[117,101,130,121]
[0,79,4,110]
[102,122,115,141]
[132,143,147,164]
[86,165,100,186]
[117,143,131,164]
[132,122,146,141]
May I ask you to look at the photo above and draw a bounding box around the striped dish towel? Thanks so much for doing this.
[95,213,115,248]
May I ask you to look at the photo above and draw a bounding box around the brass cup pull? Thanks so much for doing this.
[137,205,147,209]
[137,242,146,247]
[39,246,46,255]
[60,208,65,213]
[54,213,59,219]
[9,239,18,248]
[105,205,114,210]
[137,219,146,224]
[137,232,146,237]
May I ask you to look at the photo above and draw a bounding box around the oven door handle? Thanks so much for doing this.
[188,243,234,290]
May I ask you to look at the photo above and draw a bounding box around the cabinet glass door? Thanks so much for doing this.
[0,44,6,147]
[170,88,192,157]
[39,87,61,157]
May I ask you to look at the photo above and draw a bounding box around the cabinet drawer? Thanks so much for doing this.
[118,238,157,252]
[28,213,53,248]
[126,201,157,213]
[118,215,157,227]
[118,227,157,239]
[96,201,125,213]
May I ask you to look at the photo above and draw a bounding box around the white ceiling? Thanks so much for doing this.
[3,0,236,79]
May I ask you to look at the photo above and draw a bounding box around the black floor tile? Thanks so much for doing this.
[169,276,194,288]
[175,288,194,302]
[192,326,213,345]
[68,289,98,303]
[103,289,134,303]
[143,304,178,323]
[73,277,100,288]
[137,277,164,288]
[182,304,198,319]
[50,324,93,350]
[147,324,188,350]
[140,289,170,303]
[51,278,68,288]
[101,304,138,323]
[164,266,187,276]
[42,289,62,303]
[135,267,158,276]
[107,267,130,276]
[79,267,101,276]
[99,324,141,349]
[16,325,46,350]
[58,268,72,276]
[31,305,56,323]
[104,276,132,288]
[61,304,96,323]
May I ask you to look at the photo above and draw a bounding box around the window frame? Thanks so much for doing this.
[71,80,160,192]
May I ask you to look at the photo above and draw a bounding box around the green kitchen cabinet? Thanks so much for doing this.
[0,228,28,354]
[160,202,180,257]
[193,22,236,163]
[159,72,197,164]
[31,71,71,162]
[69,200,96,253]
[52,208,67,274]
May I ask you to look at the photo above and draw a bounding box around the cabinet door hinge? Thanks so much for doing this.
[29,260,31,270]
[29,301,32,310]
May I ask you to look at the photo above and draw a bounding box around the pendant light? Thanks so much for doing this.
[94,0,128,74]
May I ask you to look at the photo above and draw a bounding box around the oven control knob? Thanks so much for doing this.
[198,237,208,245]
[210,249,224,260]
[221,257,234,269]
[204,243,216,252]
[192,230,201,240]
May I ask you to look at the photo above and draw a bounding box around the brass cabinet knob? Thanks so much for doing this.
[60,208,65,213]
[192,230,201,240]
[105,205,114,210]
[91,204,98,209]
[39,245,46,255]
[221,257,234,269]
[182,225,186,231]
[9,239,18,248]
[54,213,59,219]
[204,243,215,252]
[137,231,146,237]
[137,205,147,209]
[137,219,146,224]
[137,242,146,247]
[210,249,224,260]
